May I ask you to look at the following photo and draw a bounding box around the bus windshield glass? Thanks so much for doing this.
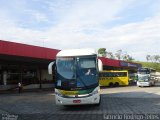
[56,57,75,79]
[138,75,149,82]
[56,56,98,90]
[76,57,97,88]
[138,68,150,74]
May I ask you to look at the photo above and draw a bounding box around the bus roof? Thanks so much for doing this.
[56,48,96,57]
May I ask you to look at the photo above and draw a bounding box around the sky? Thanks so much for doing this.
[0,0,160,61]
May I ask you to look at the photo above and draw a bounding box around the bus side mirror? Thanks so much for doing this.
[48,61,55,74]
[98,59,103,72]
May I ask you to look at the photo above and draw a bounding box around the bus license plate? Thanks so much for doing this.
[73,100,81,103]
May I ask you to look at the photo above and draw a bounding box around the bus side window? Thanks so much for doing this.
[113,73,117,77]
[100,73,102,77]
[100,72,104,77]
[124,72,127,77]
[107,72,110,77]
[119,73,121,77]
[103,73,105,77]
[101,73,104,77]
[116,73,120,77]
[118,72,122,77]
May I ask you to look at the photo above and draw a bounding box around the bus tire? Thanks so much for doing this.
[114,82,119,87]
[109,82,114,87]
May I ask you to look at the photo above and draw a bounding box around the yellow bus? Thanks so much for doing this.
[99,70,129,87]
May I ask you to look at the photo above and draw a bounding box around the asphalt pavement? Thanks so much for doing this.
[0,85,160,120]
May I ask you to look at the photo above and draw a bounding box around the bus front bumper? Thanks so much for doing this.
[55,93,100,105]
[137,81,150,86]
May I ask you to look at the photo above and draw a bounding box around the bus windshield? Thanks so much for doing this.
[138,75,149,82]
[56,57,75,79]
[56,56,98,90]
[138,68,150,74]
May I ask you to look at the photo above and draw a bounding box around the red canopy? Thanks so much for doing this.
[0,40,60,60]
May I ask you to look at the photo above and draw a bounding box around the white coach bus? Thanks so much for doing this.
[48,49,103,105]
[137,67,156,87]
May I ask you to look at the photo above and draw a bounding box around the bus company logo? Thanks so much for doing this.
[2,114,18,120]
[128,63,137,67]
[120,61,138,68]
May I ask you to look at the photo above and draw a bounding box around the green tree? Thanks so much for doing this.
[122,54,128,61]
[122,54,134,62]
[137,61,160,72]
[154,55,160,63]
[115,49,122,60]
[98,48,106,57]
[146,54,160,63]
[140,54,160,72]
[107,52,115,59]
[146,55,151,62]
[127,55,135,62]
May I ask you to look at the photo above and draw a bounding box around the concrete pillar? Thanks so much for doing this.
[20,66,23,84]
[3,71,7,85]
[39,67,42,89]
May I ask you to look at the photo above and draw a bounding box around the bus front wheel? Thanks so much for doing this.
[109,82,114,87]
[114,82,119,87]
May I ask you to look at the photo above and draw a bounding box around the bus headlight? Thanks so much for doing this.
[55,91,63,97]
[90,89,99,95]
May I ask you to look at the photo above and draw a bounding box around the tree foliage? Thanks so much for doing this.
[137,61,160,72]
[146,54,160,63]
[98,48,106,57]
[115,50,122,60]
[97,48,160,71]
[98,48,134,61]
[106,52,115,59]
[143,54,160,72]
